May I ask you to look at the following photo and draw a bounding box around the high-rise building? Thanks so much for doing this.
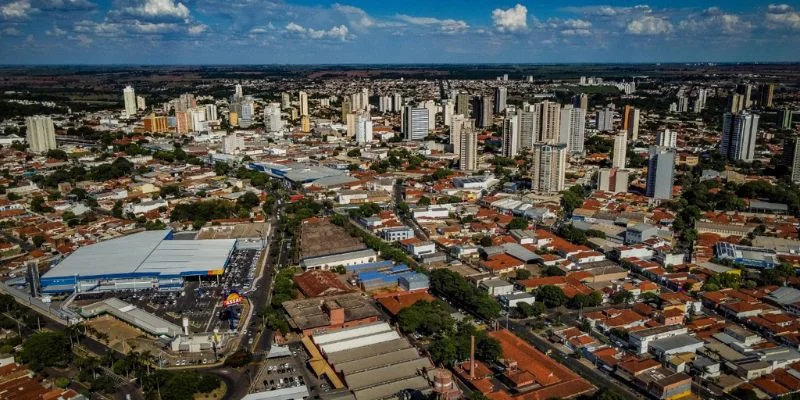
[728,93,745,113]
[123,85,137,116]
[402,106,429,140]
[677,96,690,113]
[494,87,507,114]
[502,114,519,158]
[341,97,351,122]
[299,91,309,117]
[537,101,561,143]
[559,105,586,154]
[346,112,358,137]
[598,168,629,194]
[301,115,311,132]
[456,93,470,117]
[222,132,245,154]
[25,116,57,153]
[228,111,238,127]
[518,109,538,151]
[596,108,614,132]
[392,93,403,112]
[646,146,676,200]
[264,103,282,132]
[657,129,678,148]
[721,111,760,162]
[612,130,628,169]
[778,108,794,129]
[737,84,753,108]
[694,88,708,112]
[531,143,567,194]
[178,93,196,111]
[189,108,206,132]
[234,84,243,102]
[459,125,478,171]
[355,112,373,144]
[175,111,190,135]
[472,96,493,128]
[442,100,455,127]
[281,92,291,109]
[424,100,437,130]
[783,136,800,184]
[204,104,218,121]
[623,106,640,141]
[136,95,146,111]
[379,95,392,113]
[759,83,775,108]
[143,114,169,133]
[572,93,588,111]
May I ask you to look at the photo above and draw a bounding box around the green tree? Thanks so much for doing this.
[507,217,529,230]
[19,331,72,371]
[538,285,566,308]
[237,191,261,209]
[515,269,532,280]
[417,196,431,206]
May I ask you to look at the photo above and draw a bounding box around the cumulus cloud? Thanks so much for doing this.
[564,4,651,17]
[188,24,207,35]
[46,24,67,36]
[333,3,375,30]
[678,7,748,35]
[40,0,95,11]
[1,0,32,19]
[765,3,800,30]
[1,26,20,35]
[284,22,351,41]
[492,3,528,32]
[71,33,92,46]
[125,0,190,19]
[395,14,468,34]
[626,15,673,35]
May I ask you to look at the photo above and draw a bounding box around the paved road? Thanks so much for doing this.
[507,320,645,399]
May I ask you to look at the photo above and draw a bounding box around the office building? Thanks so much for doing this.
[559,105,586,154]
[572,93,588,110]
[612,130,628,169]
[778,108,793,129]
[456,93,470,118]
[494,87,507,114]
[624,106,640,141]
[502,114,519,158]
[424,100,437,130]
[25,116,57,153]
[536,101,561,143]
[472,96,493,128]
[355,112,373,144]
[204,104,218,121]
[657,129,678,148]
[531,143,567,194]
[123,85,137,116]
[143,114,169,133]
[518,109,538,151]
[450,114,466,155]
[598,168,629,194]
[299,91,309,116]
[281,92,291,109]
[403,106,429,140]
[646,146,676,200]
[136,95,146,111]
[239,100,254,127]
[721,111,760,162]
[459,125,478,171]
[759,83,775,107]
[596,108,614,132]
[783,136,800,184]
[264,103,282,132]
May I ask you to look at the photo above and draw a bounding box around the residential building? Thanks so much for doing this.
[354,112,373,144]
[143,114,169,133]
[123,85,137,116]
[403,106,429,140]
[450,114,466,155]
[598,168,629,194]
[531,143,567,194]
[559,104,586,154]
[518,109,537,150]
[778,108,794,129]
[502,114,519,158]
[536,100,561,143]
[624,105,640,141]
[25,116,57,153]
[459,125,478,171]
[721,111,760,162]
[646,146,676,200]
[596,107,614,132]
[783,136,800,184]
[299,91,309,116]
[472,96,493,128]
[657,129,677,148]
[494,86,507,113]
[456,93,470,117]
[612,130,627,169]
[759,83,775,107]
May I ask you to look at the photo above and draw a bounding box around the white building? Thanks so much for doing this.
[721,111,760,162]
[657,129,678,148]
[299,91,309,116]
[264,103,282,132]
[222,133,245,154]
[559,105,586,154]
[402,106,429,140]
[459,126,478,171]
[25,116,57,153]
[502,114,519,158]
[204,104,218,121]
[123,85,137,117]
[612,131,628,169]
[355,113,373,144]
[531,143,567,194]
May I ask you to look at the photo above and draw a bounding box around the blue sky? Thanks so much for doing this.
[0,0,799,64]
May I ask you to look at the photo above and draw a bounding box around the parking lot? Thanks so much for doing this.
[251,345,312,393]
[72,247,263,335]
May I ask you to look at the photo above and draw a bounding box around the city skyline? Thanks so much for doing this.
[0,0,799,64]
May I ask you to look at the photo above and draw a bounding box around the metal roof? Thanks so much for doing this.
[43,230,236,279]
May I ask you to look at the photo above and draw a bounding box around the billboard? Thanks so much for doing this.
[223,292,243,307]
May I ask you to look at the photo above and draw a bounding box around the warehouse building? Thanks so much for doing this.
[282,293,381,336]
[40,230,237,293]
[303,322,434,400]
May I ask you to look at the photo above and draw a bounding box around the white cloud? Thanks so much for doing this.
[1,0,32,19]
[284,22,351,41]
[492,3,528,32]
[333,3,375,30]
[126,0,189,19]
[40,0,95,11]
[765,3,800,30]
[395,14,469,34]
[563,19,592,29]
[626,15,673,35]
[564,4,651,17]
[678,7,748,35]
[188,24,207,35]
[71,33,92,46]
[46,24,67,36]
[1,26,20,35]
[561,29,592,36]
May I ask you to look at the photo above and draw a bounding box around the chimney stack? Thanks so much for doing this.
[470,335,476,379]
